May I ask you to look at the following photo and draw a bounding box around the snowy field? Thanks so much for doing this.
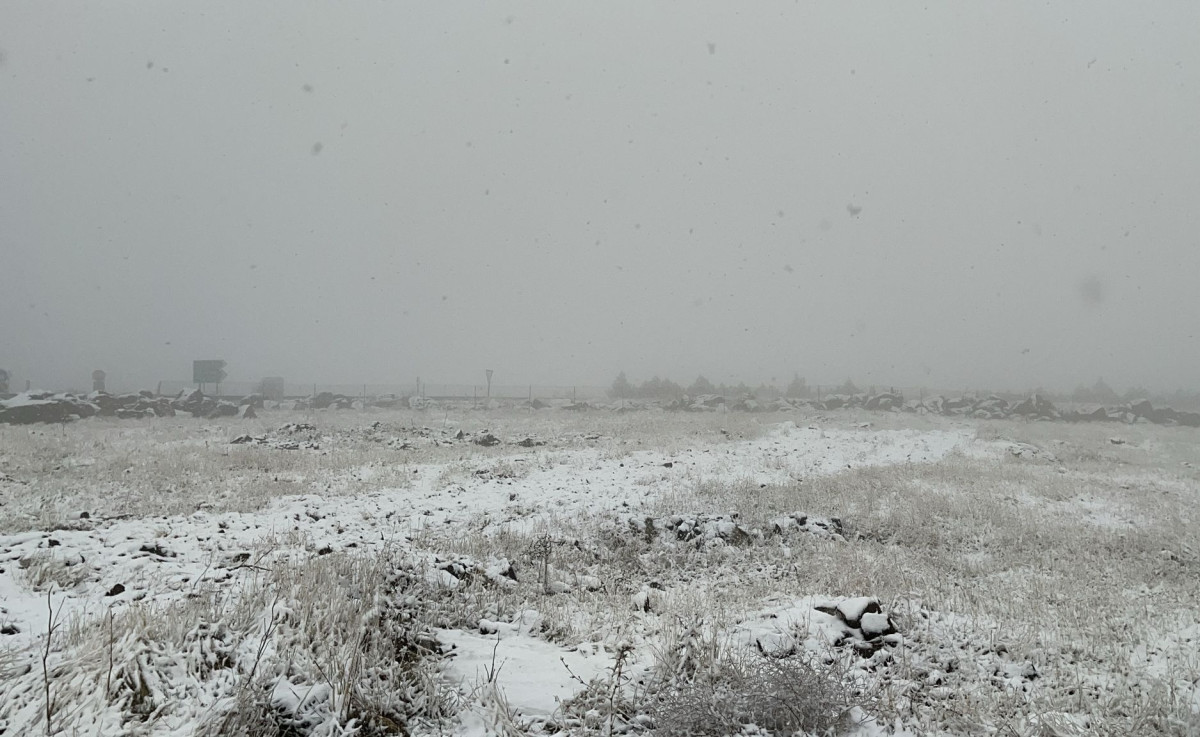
[1,408,1198,736]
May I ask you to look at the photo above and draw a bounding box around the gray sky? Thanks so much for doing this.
[2,2,1198,394]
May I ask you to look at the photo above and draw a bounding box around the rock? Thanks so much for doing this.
[713,521,753,546]
[754,631,797,658]
[1176,411,1200,428]
[770,516,799,535]
[138,543,175,558]
[1130,399,1154,418]
[104,583,126,597]
[943,396,972,413]
[473,432,500,447]
[311,392,354,410]
[576,574,603,592]
[485,559,519,586]
[1011,394,1057,419]
[1008,443,1058,462]
[859,612,895,639]
[174,389,221,417]
[975,395,1009,412]
[279,422,316,434]
[767,513,845,541]
[241,404,257,419]
[631,589,654,612]
[865,392,903,411]
[835,597,881,629]
[206,402,239,419]
[0,393,97,425]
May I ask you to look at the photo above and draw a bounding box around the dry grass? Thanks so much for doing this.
[0,407,771,532]
[1,546,452,735]
[2,409,1198,735]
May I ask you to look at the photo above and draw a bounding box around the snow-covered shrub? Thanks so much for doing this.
[0,549,452,736]
[648,650,855,737]
[18,549,91,591]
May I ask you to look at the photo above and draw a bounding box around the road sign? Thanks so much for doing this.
[193,360,228,384]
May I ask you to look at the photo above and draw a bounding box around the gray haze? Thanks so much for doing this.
[2,2,1198,393]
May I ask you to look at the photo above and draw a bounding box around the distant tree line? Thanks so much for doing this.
[607,372,1200,411]
[608,372,821,400]
[1064,378,1200,410]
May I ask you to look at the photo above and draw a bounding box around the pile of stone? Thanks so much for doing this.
[0,392,97,424]
[813,596,900,657]
[660,394,727,412]
[170,389,240,418]
[610,511,848,549]
[91,391,176,418]
[739,596,901,662]
[230,422,321,450]
[899,393,1199,426]
[0,389,258,424]
[646,389,1200,427]
[230,434,319,451]
[766,513,847,541]
[311,392,355,410]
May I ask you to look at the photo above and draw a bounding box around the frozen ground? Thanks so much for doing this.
[1,408,1198,735]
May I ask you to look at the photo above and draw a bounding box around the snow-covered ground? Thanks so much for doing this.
[1,409,1198,735]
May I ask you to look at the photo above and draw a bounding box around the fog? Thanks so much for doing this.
[2,2,1198,395]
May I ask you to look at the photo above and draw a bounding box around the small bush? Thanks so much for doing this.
[650,650,855,737]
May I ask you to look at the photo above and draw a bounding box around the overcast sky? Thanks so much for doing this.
[2,2,1198,394]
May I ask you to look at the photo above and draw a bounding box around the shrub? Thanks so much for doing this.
[649,650,855,737]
